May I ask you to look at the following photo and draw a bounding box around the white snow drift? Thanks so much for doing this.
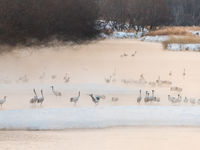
[140,36,169,42]
[0,106,200,130]
[191,30,200,37]
[100,31,145,39]
[167,44,200,51]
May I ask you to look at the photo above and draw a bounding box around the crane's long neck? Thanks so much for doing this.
[52,87,56,94]
[78,92,80,98]
[41,91,44,98]
[34,90,38,97]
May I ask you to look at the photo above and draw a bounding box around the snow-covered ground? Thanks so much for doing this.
[100,32,170,42]
[112,31,137,38]
[167,44,200,51]
[100,31,144,39]
[1,39,200,130]
[96,20,149,39]
[0,106,200,130]
[191,30,200,36]
[140,36,169,42]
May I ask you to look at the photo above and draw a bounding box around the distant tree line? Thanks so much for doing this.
[98,0,200,29]
[0,0,199,45]
[0,0,99,45]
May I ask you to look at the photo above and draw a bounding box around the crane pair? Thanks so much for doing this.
[30,89,44,105]
[70,91,105,106]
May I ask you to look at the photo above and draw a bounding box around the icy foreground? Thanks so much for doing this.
[0,106,200,130]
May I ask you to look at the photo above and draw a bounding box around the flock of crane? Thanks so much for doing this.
[136,89,200,105]
[29,86,106,106]
[0,65,198,109]
[137,90,160,104]
[0,73,71,84]
[168,95,200,105]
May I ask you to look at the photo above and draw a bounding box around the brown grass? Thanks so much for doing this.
[146,26,200,36]
[163,36,200,49]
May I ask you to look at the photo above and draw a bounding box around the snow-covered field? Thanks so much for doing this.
[100,31,144,39]
[1,106,200,130]
[140,35,169,42]
[1,39,200,130]
[1,39,200,150]
[97,21,200,52]
[167,44,200,51]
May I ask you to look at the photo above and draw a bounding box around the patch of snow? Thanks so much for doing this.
[140,36,169,42]
[96,20,149,39]
[112,32,136,39]
[190,31,200,37]
[99,33,109,38]
[167,44,200,51]
[105,24,112,30]
[100,31,145,39]
[1,106,200,130]
[136,31,144,38]
[143,28,149,33]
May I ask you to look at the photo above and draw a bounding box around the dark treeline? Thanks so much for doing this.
[0,0,99,45]
[0,0,199,45]
[98,0,200,29]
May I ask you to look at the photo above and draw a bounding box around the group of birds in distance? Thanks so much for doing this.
[0,85,108,108]
[135,68,200,105]
[29,86,107,106]
[137,89,200,105]
[0,57,197,109]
